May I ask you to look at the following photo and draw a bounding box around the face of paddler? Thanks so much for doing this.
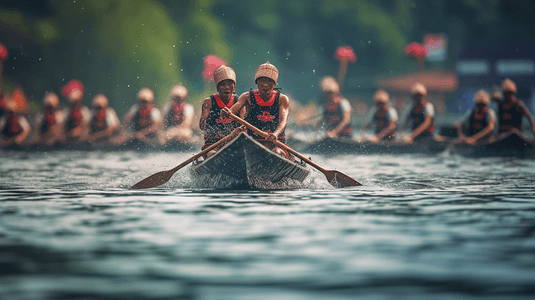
[93,99,107,112]
[476,103,487,111]
[137,90,154,109]
[256,77,275,98]
[217,79,236,98]
[412,93,425,105]
[503,91,515,102]
[375,101,387,111]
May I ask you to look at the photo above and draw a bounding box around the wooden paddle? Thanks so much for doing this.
[223,108,362,187]
[130,134,233,189]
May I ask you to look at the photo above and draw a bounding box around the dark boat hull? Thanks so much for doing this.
[191,133,310,190]
[451,132,535,157]
[296,137,448,155]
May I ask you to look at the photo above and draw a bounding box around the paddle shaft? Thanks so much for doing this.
[131,133,234,189]
[171,134,232,172]
[224,109,362,186]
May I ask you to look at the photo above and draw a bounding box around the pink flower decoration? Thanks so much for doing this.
[404,42,428,59]
[0,42,9,61]
[334,46,356,62]
[61,79,85,98]
[202,55,227,81]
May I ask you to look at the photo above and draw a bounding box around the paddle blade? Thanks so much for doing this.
[131,170,174,189]
[324,170,363,188]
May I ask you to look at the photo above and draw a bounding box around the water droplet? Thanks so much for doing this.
[180,69,183,71]
[39,58,42,61]
[286,52,291,57]
[80,30,83,32]
[173,45,175,47]
[127,85,130,87]
[313,69,315,74]
[267,51,270,54]
[368,40,371,44]
[169,63,172,65]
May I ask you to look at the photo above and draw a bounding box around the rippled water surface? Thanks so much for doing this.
[1,149,535,299]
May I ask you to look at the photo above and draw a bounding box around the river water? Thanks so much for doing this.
[1,148,535,299]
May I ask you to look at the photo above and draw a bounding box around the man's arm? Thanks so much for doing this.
[466,118,495,144]
[199,98,211,131]
[269,94,290,142]
[409,115,432,140]
[374,120,396,142]
[221,92,249,119]
[14,116,31,144]
[179,104,194,129]
[519,101,535,135]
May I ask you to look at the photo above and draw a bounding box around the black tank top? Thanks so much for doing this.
[203,93,239,144]
[133,105,154,132]
[323,97,351,136]
[468,108,490,136]
[498,99,523,132]
[90,110,108,133]
[245,89,285,141]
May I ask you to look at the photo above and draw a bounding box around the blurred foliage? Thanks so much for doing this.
[1,0,535,113]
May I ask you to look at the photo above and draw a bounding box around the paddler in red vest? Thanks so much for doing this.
[112,87,163,146]
[319,76,352,139]
[456,90,496,145]
[200,65,245,158]
[0,99,31,148]
[362,89,398,143]
[220,61,290,158]
[160,85,195,145]
[83,94,120,143]
[497,78,535,137]
[61,79,90,143]
[34,92,65,146]
[401,83,435,143]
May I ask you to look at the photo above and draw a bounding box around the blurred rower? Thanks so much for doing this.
[456,90,496,145]
[362,89,398,143]
[200,65,244,158]
[34,92,65,146]
[160,85,195,145]
[497,78,535,137]
[319,76,352,139]
[0,99,30,148]
[112,87,163,146]
[62,79,90,143]
[401,83,435,144]
[83,94,120,143]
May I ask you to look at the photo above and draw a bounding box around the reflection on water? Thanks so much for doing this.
[1,150,535,299]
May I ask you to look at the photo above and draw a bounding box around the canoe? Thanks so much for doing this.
[450,131,535,157]
[292,137,449,155]
[190,133,310,189]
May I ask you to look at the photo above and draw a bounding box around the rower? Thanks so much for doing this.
[401,83,435,143]
[362,89,397,143]
[160,85,195,145]
[456,90,496,145]
[0,99,30,148]
[62,79,90,143]
[497,78,535,137]
[34,92,65,146]
[83,94,120,143]
[319,76,352,139]
[220,61,290,158]
[199,65,244,158]
[112,88,163,146]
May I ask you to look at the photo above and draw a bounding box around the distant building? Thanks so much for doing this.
[454,43,535,114]
[375,71,458,116]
